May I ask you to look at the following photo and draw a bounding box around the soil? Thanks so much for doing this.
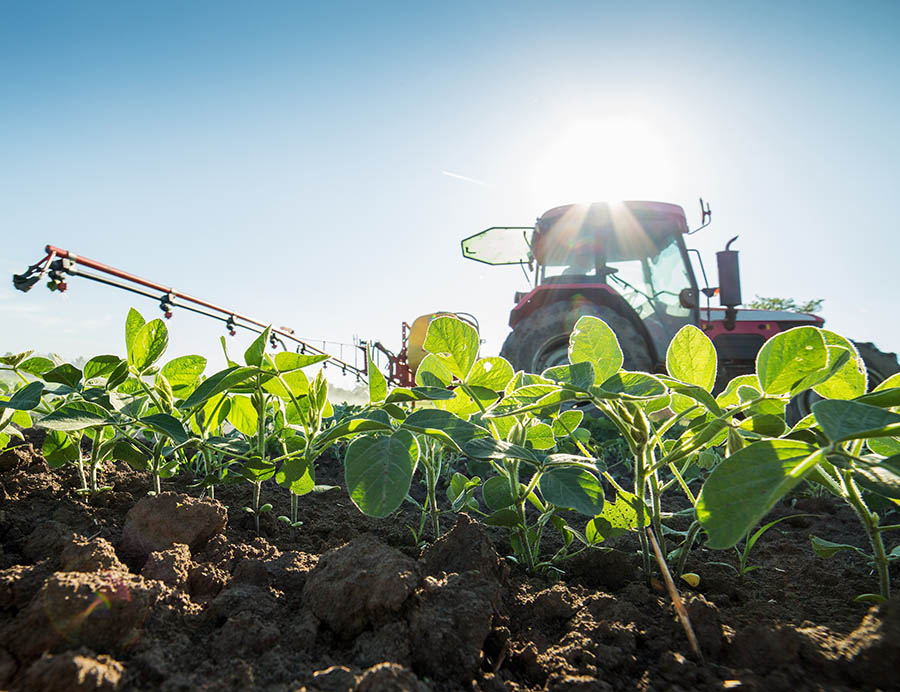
[1,431,899,692]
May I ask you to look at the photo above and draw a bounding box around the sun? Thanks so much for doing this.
[529,116,674,207]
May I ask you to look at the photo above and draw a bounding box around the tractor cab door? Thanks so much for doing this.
[461,227,535,266]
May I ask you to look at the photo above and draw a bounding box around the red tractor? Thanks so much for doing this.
[462,201,898,397]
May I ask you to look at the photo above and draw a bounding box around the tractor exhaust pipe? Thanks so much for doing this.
[716,236,742,330]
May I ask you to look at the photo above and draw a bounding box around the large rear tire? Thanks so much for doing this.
[500,301,653,375]
[855,341,900,389]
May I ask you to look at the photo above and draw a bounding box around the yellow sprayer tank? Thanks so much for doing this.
[407,312,453,374]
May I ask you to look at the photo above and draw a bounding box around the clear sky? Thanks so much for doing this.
[2,1,899,383]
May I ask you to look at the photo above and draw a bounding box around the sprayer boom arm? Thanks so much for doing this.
[13,244,379,383]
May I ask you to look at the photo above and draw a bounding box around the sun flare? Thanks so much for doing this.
[529,116,674,206]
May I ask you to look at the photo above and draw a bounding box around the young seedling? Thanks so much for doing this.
[707,513,815,580]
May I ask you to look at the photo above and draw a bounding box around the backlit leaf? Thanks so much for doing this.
[756,327,827,396]
[666,325,717,392]
[423,316,480,381]
[568,316,623,384]
[228,395,259,436]
[129,319,169,373]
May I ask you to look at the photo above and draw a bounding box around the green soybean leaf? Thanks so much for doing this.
[756,326,827,396]
[482,475,517,510]
[368,348,388,405]
[542,362,596,392]
[125,308,145,356]
[161,355,207,395]
[344,430,419,518]
[200,394,231,430]
[0,381,44,411]
[11,409,32,428]
[526,423,556,450]
[240,455,276,482]
[384,386,455,403]
[466,357,515,391]
[488,387,578,417]
[595,371,667,399]
[43,363,82,390]
[666,325,717,392]
[738,414,787,437]
[129,319,169,373]
[696,440,822,549]
[812,399,900,442]
[180,366,257,409]
[552,410,584,437]
[18,356,55,376]
[540,467,604,515]
[82,355,122,383]
[227,395,259,436]
[263,368,310,399]
[851,456,900,499]
[314,412,394,448]
[868,437,900,457]
[0,351,32,367]
[585,488,649,542]
[42,430,79,468]
[661,379,722,415]
[244,327,271,367]
[38,401,111,431]
[484,508,520,527]
[414,353,454,388]
[113,438,150,470]
[810,535,868,559]
[569,316,623,384]
[813,334,866,400]
[401,409,488,451]
[276,457,315,496]
[716,374,760,407]
[423,316,480,381]
[463,438,540,465]
[274,352,329,371]
[140,413,189,445]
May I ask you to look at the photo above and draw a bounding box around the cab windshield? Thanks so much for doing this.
[541,232,695,357]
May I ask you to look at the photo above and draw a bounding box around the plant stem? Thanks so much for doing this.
[75,438,88,492]
[253,481,261,535]
[843,469,891,599]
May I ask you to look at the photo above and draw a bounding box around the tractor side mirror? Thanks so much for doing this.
[716,236,742,308]
[679,288,698,309]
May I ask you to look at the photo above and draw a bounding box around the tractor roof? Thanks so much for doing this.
[461,201,688,267]
[532,201,688,265]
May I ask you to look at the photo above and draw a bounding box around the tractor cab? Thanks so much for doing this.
[462,201,700,366]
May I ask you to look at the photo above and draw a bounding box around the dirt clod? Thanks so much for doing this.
[140,543,191,588]
[354,662,431,692]
[61,537,127,573]
[303,534,419,638]
[842,595,900,688]
[10,571,156,662]
[118,492,226,569]
[23,648,124,691]
[408,570,499,682]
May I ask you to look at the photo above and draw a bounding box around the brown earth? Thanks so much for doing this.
[1,432,899,692]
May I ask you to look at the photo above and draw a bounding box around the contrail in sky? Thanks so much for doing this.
[441,170,489,186]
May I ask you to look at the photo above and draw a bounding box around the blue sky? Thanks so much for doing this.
[2,1,899,383]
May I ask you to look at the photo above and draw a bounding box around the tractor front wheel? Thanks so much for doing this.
[500,301,653,375]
